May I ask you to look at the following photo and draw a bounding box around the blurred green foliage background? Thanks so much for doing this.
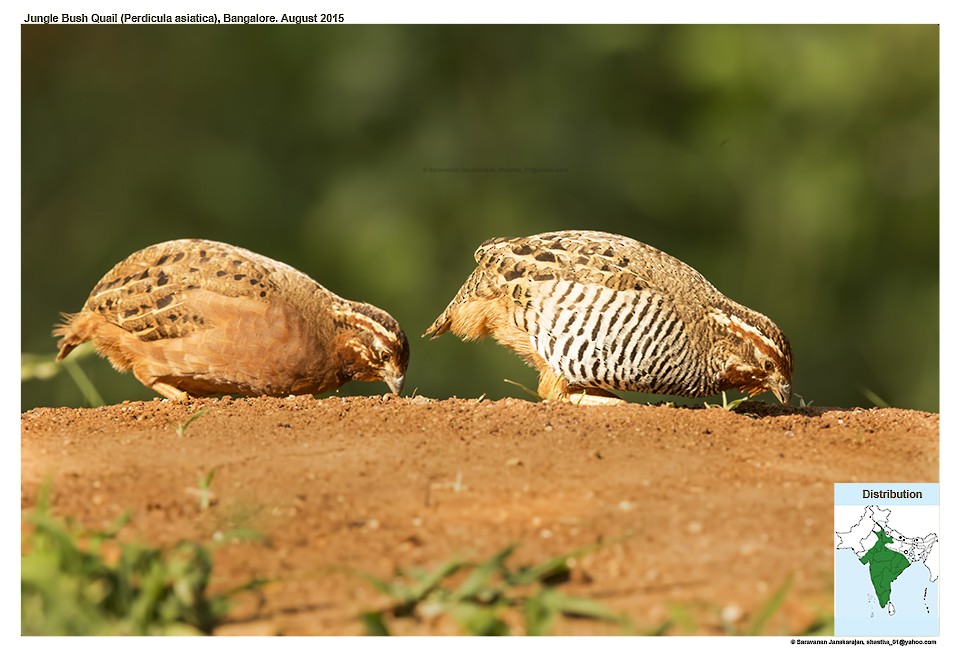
[21,25,938,411]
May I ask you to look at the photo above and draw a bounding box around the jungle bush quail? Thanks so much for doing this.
[55,239,409,401]
[424,230,792,405]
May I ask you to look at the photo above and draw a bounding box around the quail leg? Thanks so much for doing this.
[150,382,189,403]
[537,369,567,401]
[131,365,189,402]
[537,370,622,405]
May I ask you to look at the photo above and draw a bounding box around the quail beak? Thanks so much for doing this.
[770,379,792,406]
[384,370,405,395]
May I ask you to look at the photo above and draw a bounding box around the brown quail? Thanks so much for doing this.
[424,230,792,405]
[55,239,409,401]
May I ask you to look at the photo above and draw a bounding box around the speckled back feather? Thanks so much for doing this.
[58,239,338,351]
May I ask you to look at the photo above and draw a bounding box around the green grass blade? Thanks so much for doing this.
[176,409,209,437]
[451,544,516,601]
[61,359,105,408]
[508,541,608,586]
[22,485,260,635]
[359,572,412,602]
[21,352,62,381]
[211,528,265,546]
[450,602,510,636]
[666,603,697,634]
[746,575,794,635]
[101,510,133,539]
[642,620,673,636]
[360,610,391,636]
[862,388,890,408]
[799,614,834,636]
[509,555,570,586]
[503,379,542,401]
[523,591,556,636]
[410,557,465,601]
[537,589,623,623]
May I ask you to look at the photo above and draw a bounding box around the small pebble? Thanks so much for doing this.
[721,604,743,624]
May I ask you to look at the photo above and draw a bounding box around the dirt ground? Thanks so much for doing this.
[20,395,938,636]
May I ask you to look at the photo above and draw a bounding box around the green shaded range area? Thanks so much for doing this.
[859,527,911,607]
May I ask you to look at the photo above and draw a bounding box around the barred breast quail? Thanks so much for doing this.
[424,230,792,405]
[55,239,409,401]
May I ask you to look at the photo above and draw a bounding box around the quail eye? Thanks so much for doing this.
[763,359,775,373]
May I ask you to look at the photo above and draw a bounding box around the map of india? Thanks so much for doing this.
[856,527,910,609]
[836,504,938,618]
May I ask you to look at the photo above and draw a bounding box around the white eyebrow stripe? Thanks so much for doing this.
[711,309,782,357]
[338,311,397,343]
